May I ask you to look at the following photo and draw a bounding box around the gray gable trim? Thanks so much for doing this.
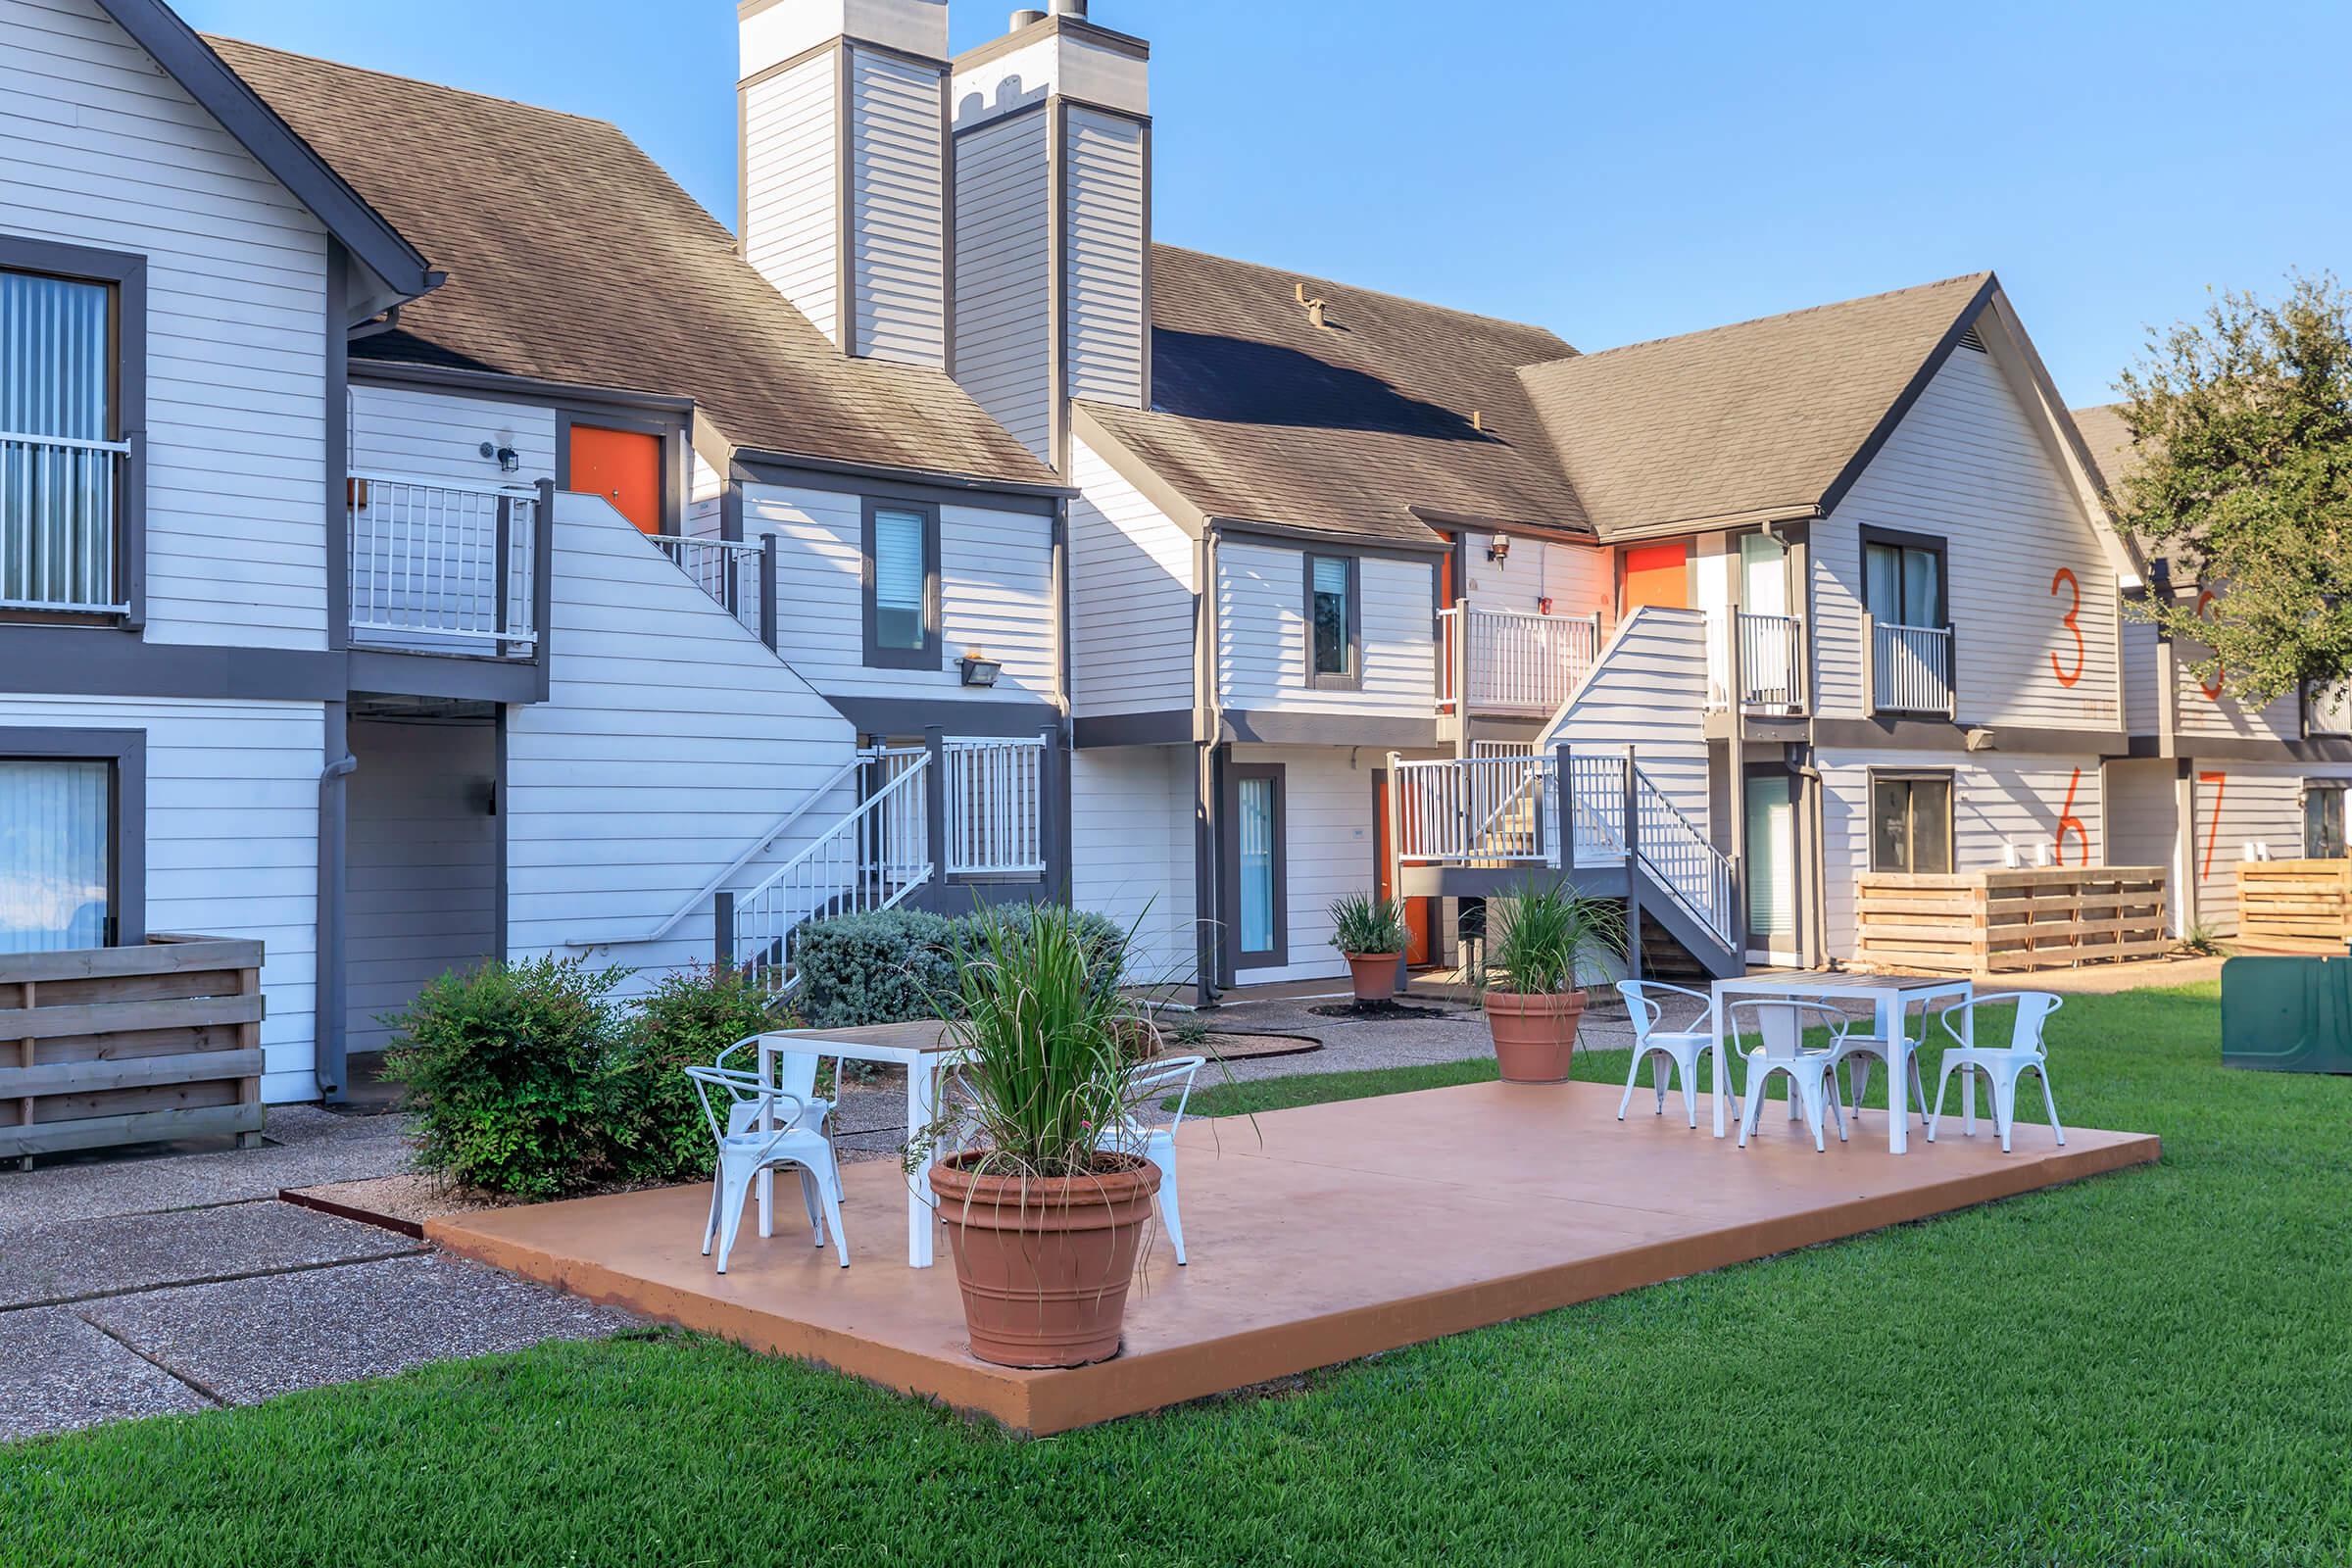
[1067,405,1205,537]
[0,626,541,705]
[1814,273,2001,520]
[734,451,1070,512]
[93,0,439,301]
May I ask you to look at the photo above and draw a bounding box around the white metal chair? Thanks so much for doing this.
[1097,1054,1205,1265]
[1823,1004,1933,1130]
[1929,993,2066,1153]
[685,1062,849,1272]
[1615,981,1728,1128]
[1730,1000,1849,1152]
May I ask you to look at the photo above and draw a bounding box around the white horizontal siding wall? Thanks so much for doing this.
[1539,607,1710,833]
[746,482,1057,706]
[743,48,840,347]
[2121,614,2162,736]
[1062,106,1146,411]
[0,695,323,1101]
[1217,543,1435,717]
[1461,531,1612,624]
[1233,743,1381,985]
[4,0,330,649]
[2104,757,2185,936]
[505,494,859,979]
[1814,345,2122,729]
[344,717,496,1056]
[348,381,559,488]
[1070,744,1196,986]
[2180,762,2352,938]
[1068,437,1193,717]
[952,109,1052,462]
[849,48,947,368]
[687,450,725,540]
[1820,749,2106,959]
[2173,611,2304,742]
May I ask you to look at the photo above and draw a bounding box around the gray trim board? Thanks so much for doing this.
[1074,710,1192,748]
[823,695,1060,739]
[861,497,943,670]
[346,651,544,706]
[1220,760,1287,973]
[0,727,146,948]
[324,239,350,653]
[0,628,343,701]
[835,41,857,356]
[90,0,439,299]
[2166,734,2352,764]
[733,449,1072,504]
[0,234,149,632]
[1302,549,1364,692]
[1210,516,1451,560]
[316,702,352,1099]
[493,703,510,963]
[1223,710,1440,749]
[1066,406,1205,535]
[1812,717,2130,756]
[952,12,1152,74]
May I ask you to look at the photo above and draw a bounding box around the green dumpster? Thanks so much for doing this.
[2221,954,2352,1073]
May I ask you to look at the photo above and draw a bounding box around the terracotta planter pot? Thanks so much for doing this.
[929,1151,1163,1368]
[1345,951,1402,1004]
[1484,989,1588,1083]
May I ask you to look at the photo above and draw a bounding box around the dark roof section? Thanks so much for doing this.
[93,1,436,299]
[2071,402,2146,493]
[211,37,1059,490]
[1081,245,1592,547]
[1518,273,1997,536]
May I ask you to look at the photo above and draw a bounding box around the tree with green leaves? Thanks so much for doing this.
[2110,271,2352,706]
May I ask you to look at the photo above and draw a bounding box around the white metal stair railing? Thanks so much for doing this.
[650,534,764,640]
[1391,754,1551,864]
[943,737,1048,876]
[347,471,539,650]
[1561,754,1627,867]
[735,751,933,996]
[1629,768,1738,947]
[3,430,131,613]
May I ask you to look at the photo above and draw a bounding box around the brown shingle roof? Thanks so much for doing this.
[2071,402,2145,491]
[1518,273,1996,535]
[1082,246,1592,546]
[209,37,1058,490]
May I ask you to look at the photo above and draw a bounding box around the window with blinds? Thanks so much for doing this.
[0,759,113,954]
[1309,554,1354,680]
[871,507,927,652]
[3,268,122,612]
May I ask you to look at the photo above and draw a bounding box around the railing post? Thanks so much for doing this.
[923,726,949,908]
[713,890,735,969]
[1039,719,1064,898]
[1622,751,1642,980]
[1943,621,1958,715]
[1553,743,1575,874]
[1451,599,1471,757]
[532,478,556,678]
[759,533,780,651]
[1862,612,1878,715]
[493,494,513,645]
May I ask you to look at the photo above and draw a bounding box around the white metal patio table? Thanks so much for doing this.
[754,1020,971,1268]
[1705,972,1974,1152]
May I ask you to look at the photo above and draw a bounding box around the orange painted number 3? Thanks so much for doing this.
[2054,767,2089,867]
[2196,590,2225,701]
[2049,567,2084,687]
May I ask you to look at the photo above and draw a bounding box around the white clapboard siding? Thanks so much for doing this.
[4,0,330,649]
[2178,763,2352,940]
[687,450,726,539]
[344,716,497,1055]
[1070,745,1197,986]
[2121,615,2162,736]
[849,48,947,368]
[745,482,1057,704]
[0,695,323,1101]
[1216,543,1436,716]
[2172,624,2304,742]
[743,48,839,346]
[953,109,1053,461]
[2104,757,2186,935]
[1539,607,1710,832]
[1068,437,1193,716]
[1062,106,1147,411]
[1813,345,2121,728]
[504,494,858,977]
[1461,530,1613,625]
[348,381,559,487]
[1820,749,2106,959]
[1227,744,1383,985]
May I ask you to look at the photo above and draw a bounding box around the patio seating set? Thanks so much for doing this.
[1617,973,2068,1155]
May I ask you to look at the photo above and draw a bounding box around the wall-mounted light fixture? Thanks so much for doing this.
[478,439,522,473]
[1964,727,1998,752]
[1487,536,1511,564]
[959,652,1003,688]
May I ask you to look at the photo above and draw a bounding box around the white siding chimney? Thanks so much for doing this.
[740,0,951,368]
[951,3,1150,467]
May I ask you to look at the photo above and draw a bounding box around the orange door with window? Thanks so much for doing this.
[1372,775,1435,965]
[569,425,662,533]
[1621,541,1691,612]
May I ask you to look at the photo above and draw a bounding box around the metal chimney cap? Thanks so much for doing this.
[1050,0,1088,15]
[1010,7,1047,25]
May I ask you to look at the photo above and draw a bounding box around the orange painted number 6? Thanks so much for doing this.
[2055,767,2089,867]
[2050,567,2084,688]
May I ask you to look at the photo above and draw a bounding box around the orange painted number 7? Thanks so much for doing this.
[2199,771,2228,879]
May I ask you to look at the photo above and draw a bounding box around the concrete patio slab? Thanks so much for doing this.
[79,1254,642,1405]
[0,1307,212,1442]
[432,1078,2161,1436]
[0,1200,421,1310]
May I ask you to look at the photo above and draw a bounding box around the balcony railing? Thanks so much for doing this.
[944,737,1049,876]
[1870,617,1954,715]
[1707,611,1806,713]
[651,533,772,646]
[347,471,541,657]
[2,430,131,613]
[1439,605,1602,717]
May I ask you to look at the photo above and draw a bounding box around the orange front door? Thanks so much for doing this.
[569,425,662,533]
[1621,541,1691,612]
[1373,775,1435,966]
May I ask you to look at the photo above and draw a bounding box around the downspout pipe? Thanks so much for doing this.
[316,724,358,1102]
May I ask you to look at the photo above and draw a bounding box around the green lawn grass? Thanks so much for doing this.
[7,983,2350,1567]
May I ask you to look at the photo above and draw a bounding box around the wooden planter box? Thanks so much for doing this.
[1856,867,2170,975]
[0,935,265,1169]
[2237,858,2352,953]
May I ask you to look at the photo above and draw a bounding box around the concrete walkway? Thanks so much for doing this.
[0,1108,638,1445]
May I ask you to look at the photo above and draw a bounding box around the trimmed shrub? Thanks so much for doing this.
[607,962,792,1187]
[791,908,962,1028]
[382,956,626,1200]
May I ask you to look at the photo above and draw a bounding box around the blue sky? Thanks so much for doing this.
[179,0,2351,407]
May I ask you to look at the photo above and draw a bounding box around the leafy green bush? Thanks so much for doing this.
[792,908,962,1028]
[607,963,790,1186]
[383,956,626,1200]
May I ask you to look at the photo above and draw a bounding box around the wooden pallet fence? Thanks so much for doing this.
[0,934,265,1169]
[2236,858,2352,954]
[1855,867,2170,975]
